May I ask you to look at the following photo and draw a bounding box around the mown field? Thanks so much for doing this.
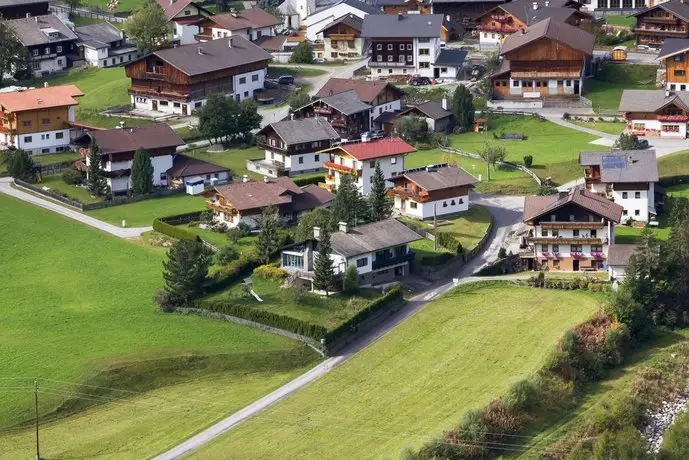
[0,195,318,456]
[190,282,601,459]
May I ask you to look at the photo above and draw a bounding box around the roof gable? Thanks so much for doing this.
[0,84,84,112]
[500,17,594,56]
[314,77,404,103]
[523,187,623,223]
[321,137,416,160]
[208,7,281,31]
[632,0,689,23]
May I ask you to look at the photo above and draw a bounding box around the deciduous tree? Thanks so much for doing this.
[130,147,154,195]
[478,142,507,181]
[368,161,392,222]
[237,99,262,139]
[123,0,169,55]
[342,263,359,294]
[294,207,334,242]
[313,228,334,296]
[87,140,107,196]
[0,19,30,85]
[162,237,212,306]
[287,91,311,111]
[614,133,647,150]
[256,206,280,264]
[289,41,313,64]
[394,115,428,143]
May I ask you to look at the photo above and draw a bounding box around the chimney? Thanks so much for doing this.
[446,14,450,21]
[441,98,447,110]
[117,121,125,129]
[242,174,250,182]
[398,13,403,20]
[338,221,349,233]
[169,0,174,5]
[313,226,321,240]
[228,37,233,48]
[198,47,204,55]
[521,28,527,34]
[43,81,49,88]
[533,1,538,9]
[290,113,295,120]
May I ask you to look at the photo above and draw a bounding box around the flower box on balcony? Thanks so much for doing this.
[657,115,688,122]
[552,252,561,258]
[541,251,550,257]
[571,252,583,259]
[591,252,603,259]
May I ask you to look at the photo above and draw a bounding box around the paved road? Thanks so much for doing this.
[593,49,659,64]
[152,195,524,460]
[0,178,151,238]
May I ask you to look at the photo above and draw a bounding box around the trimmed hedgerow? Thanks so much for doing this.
[293,175,325,187]
[152,219,197,241]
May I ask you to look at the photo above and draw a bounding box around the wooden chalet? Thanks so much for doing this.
[125,35,272,116]
[618,89,689,138]
[291,90,372,139]
[376,0,432,15]
[490,17,594,103]
[658,37,689,90]
[632,0,689,49]
[432,0,506,32]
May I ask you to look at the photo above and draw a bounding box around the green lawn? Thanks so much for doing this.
[586,63,658,112]
[0,194,316,435]
[400,205,492,252]
[180,223,257,254]
[2,151,80,176]
[185,146,265,180]
[38,175,103,204]
[409,238,452,265]
[206,277,381,330]
[659,149,689,178]
[87,194,206,227]
[83,0,145,12]
[570,120,626,135]
[267,66,327,78]
[603,15,636,28]
[191,282,601,459]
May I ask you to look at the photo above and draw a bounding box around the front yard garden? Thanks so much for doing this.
[87,194,207,227]
[585,62,658,112]
[189,281,601,459]
[0,194,318,455]
[569,119,627,135]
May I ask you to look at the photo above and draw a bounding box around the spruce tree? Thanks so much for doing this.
[131,147,154,195]
[87,139,107,196]
[331,174,362,226]
[368,161,392,222]
[5,149,36,182]
[162,237,212,306]
[256,206,280,264]
[451,84,474,132]
[313,228,335,296]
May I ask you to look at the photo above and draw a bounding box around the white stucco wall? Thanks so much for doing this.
[99,154,173,193]
[395,194,469,219]
[612,187,651,223]
[30,56,68,77]
[9,128,71,155]
[304,4,373,41]
[233,69,266,101]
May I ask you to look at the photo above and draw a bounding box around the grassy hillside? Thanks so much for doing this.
[190,282,601,459]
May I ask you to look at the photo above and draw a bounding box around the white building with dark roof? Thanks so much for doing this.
[580,150,661,223]
[75,21,139,68]
[619,89,689,138]
[608,243,639,281]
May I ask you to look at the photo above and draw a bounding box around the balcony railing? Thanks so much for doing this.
[369,61,414,68]
[539,221,605,229]
[633,26,688,36]
[324,160,360,175]
[372,251,414,270]
[476,24,519,34]
[657,115,689,122]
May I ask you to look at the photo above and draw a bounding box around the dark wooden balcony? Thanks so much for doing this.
[372,251,414,270]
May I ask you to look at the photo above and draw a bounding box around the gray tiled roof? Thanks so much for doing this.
[401,100,452,120]
[500,17,594,55]
[320,90,372,115]
[657,37,689,60]
[265,117,340,145]
[632,0,689,23]
[7,14,77,46]
[331,218,422,258]
[618,89,689,112]
[75,22,122,46]
[361,13,444,38]
[434,49,468,67]
[150,35,272,76]
[579,150,659,183]
[0,0,46,6]
[499,0,579,24]
[608,244,638,266]
[399,166,477,191]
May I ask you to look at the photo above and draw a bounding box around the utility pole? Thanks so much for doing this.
[34,380,40,460]
[433,202,438,251]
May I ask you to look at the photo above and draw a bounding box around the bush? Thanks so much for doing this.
[343,264,359,294]
[563,112,571,120]
[523,155,533,168]
[498,247,507,259]
[62,167,85,185]
[154,289,174,313]
[293,174,325,187]
[216,245,239,266]
[435,232,463,254]
[199,211,213,225]
[153,219,197,240]
[502,380,535,412]
[254,263,288,280]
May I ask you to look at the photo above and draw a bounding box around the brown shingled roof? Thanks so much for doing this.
[314,78,404,103]
[523,187,623,223]
[87,123,184,155]
[396,166,477,191]
[211,176,303,211]
[608,244,639,266]
[500,17,595,56]
[208,7,281,31]
[167,154,230,178]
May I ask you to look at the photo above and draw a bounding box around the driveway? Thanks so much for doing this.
[153,194,524,460]
[0,178,151,238]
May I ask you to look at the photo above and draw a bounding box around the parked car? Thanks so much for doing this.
[409,76,431,86]
[370,129,385,139]
[314,58,327,64]
[277,75,294,85]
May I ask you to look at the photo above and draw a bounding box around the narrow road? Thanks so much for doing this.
[153,195,524,460]
[0,178,151,238]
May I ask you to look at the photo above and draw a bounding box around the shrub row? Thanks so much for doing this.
[205,253,260,293]
[15,178,85,210]
[254,263,288,280]
[415,251,454,267]
[400,219,463,254]
[474,254,521,276]
[324,287,403,347]
[159,211,204,225]
[152,218,197,241]
[293,174,325,187]
[527,273,610,292]
[198,299,328,340]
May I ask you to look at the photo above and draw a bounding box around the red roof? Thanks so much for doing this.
[338,137,416,161]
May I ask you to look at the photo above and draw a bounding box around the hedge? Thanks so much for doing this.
[159,211,204,225]
[399,219,463,254]
[205,253,260,293]
[153,218,197,241]
[324,287,403,345]
[198,299,328,340]
[293,174,325,187]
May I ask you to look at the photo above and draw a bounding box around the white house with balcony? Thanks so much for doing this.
[619,89,689,138]
[280,219,422,290]
[320,137,416,195]
[580,150,661,224]
[157,0,213,45]
[194,7,281,43]
[520,187,623,272]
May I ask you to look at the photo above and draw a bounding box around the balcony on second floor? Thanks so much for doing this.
[324,160,360,176]
[372,250,415,270]
[369,60,415,68]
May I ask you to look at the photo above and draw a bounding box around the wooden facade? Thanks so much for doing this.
[261,127,333,155]
[634,7,689,47]
[476,7,583,35]
[0,106,70,136]
[663,50,689,87]
[382,1,432,15]
[0,1,48,19]
[125,55,268,103]
[432,1,504,31]
[387,177,470,203]
[371,39,415,68]
[292,101,369,138]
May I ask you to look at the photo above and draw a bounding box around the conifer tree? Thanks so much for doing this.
[87,139,107,196]
[131,147,154,195]
[368,161,392,222]
[162,237,212,306]
[451,84,474,131]
[313,228,335,296]
[331,174,363,226]
[256,206,280,264]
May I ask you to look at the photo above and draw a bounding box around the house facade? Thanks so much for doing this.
[395,99,454,132]
[362,14,466,80]
[475,0,586,49]
[314,78,405,129]
[249,117,340,177]
[0,0,49,19]
[0,84,83,155]
[319,14,365,60]
[194,7,280,42]
[608,243,639,281]
[76,123,184,194]
[632,1,689,49]
[291,90,372,139]
[490,17,594,107]
[521,187,623,272]
[303,0,381,42]
[166,154,231,190]
[157,0,212,45]
[8,15,78,77]
[125,35,272,115]
[377,0,432,15]
[580,150,660,223]
[205,176,334,229]
[658,38,689,90]
[618,89,689,138]
[387,165,477,219]
[75,22,139,68]
[432,0,506,31]
[320,137,415,195]
[280,219,421,289]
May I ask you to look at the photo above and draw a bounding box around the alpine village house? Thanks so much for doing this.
[658,37,689,91]
[490,17,595,107]
[618,89,689,138]
[521,187,624,272]
[631,0,689,49]
[125,35,272,116]
[157,0,212,45]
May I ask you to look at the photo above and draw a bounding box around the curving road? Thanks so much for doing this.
[152,194,525,460]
